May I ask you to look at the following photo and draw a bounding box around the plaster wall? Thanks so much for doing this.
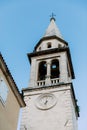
[0,70,20,130]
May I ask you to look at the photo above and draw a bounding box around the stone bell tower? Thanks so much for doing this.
[20,16,79,130]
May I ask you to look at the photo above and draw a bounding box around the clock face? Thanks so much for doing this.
[35,93,57,110]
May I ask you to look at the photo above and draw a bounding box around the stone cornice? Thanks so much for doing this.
[22,82,69,92]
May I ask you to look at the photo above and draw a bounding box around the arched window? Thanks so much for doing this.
[38,61,47,80]
[39,47,41,51]
[58,44,62,48]
[51,59,60,79]
[47,42,51,48]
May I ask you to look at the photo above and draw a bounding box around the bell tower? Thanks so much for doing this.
[20,17,79,130]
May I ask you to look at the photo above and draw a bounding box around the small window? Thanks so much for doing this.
[58,44,62,48]
[47,42,51,48]
[0,77,9,105]
[39,47,41,51]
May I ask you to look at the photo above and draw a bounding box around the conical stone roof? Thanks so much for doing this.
[44,18,63,39]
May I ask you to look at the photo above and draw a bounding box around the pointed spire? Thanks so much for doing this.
[44,16,63,39]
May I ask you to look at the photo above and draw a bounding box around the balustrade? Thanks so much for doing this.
[37,80,45,87]
[37,78,60,87]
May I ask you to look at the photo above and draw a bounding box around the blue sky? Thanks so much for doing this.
[0,0,87,130]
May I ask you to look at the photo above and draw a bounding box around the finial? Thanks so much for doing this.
[50,12,56,21]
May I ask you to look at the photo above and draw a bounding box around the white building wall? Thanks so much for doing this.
[20,85,77,130]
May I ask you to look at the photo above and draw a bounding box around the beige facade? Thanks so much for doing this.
[0,54,25,130]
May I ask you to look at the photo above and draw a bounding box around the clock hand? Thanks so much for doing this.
[44,99,48,105]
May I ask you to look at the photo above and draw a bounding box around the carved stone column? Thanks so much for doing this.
[45,60,51,85]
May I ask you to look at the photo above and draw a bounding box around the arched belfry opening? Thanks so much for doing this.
[38,61,47,80]
[51,59,60,79]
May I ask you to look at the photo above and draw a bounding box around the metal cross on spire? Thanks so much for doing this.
[50,12,56,21]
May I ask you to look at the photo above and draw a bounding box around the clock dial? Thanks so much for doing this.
[35,93,57,110]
